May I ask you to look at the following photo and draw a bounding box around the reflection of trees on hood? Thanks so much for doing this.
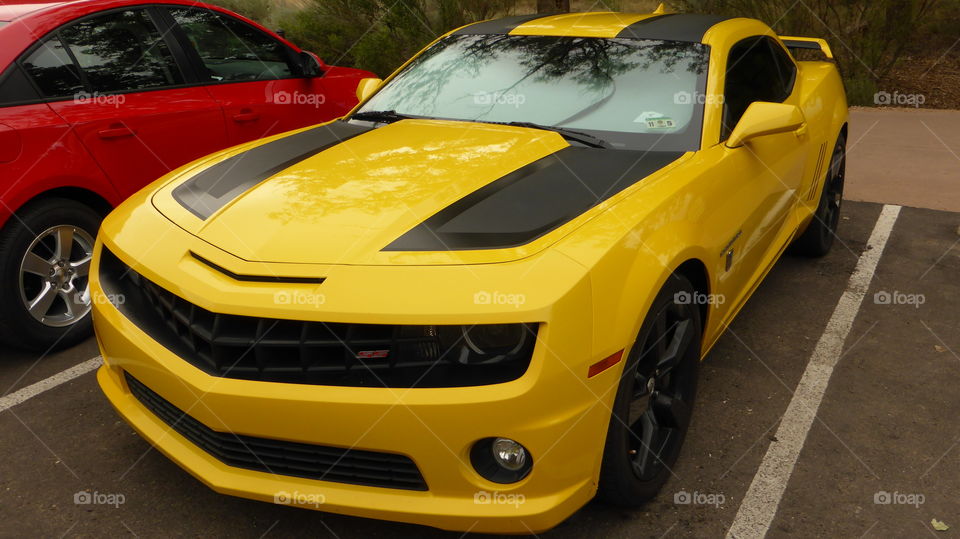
[374,34,708,114]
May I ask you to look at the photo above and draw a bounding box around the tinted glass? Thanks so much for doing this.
[169,8,294,82]
[722,37,790,138]
[0,65,41,105]
[21,37,85,97]
[59,9,183,93]
[359,35,710,151]
[769,40,797,94]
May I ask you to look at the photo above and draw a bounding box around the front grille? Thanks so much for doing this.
[124,372,428,490]
[98,247,536,387]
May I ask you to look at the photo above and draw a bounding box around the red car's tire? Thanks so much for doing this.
[0,198,103,352]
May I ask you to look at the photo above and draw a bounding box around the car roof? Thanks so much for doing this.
[452,11,734,43]
[0,1,72,22]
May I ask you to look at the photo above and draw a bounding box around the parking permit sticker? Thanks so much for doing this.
[646,118,674,129]
[634,111,675,129]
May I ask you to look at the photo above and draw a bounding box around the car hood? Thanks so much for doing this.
[152,119,685,266]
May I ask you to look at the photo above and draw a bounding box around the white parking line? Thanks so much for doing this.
[0,356,102,413]
[727,204,902,539]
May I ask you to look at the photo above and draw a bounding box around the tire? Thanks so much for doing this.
[0,198,103,352]
[792,133,846,257]
[597,274,702,505]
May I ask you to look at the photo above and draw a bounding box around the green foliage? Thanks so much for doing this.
[212,0,274,25]
[214,0,952,106]
[672,0,938,104]
[278,0,519,78]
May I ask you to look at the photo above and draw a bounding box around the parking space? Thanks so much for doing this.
[3,199,955,537]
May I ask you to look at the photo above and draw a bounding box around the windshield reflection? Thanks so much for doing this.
[360,35,710,151]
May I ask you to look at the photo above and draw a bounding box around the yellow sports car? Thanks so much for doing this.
[92,9,847,534]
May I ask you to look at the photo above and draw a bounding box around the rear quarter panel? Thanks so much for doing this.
[793,61,849,228]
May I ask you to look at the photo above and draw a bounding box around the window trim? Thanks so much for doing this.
[157,5,310,86]
[720,34,798,141]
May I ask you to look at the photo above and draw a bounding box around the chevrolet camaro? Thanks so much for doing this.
[92,9,847,534]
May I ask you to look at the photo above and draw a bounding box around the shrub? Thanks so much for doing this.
[674,0,938,104]
[278,0,520,78]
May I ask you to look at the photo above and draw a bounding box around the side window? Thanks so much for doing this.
[168,8,295,82]
[768,40,797,95]
[20,37,85,98]
[58,9,184,93]
[722,36,795,139]
[0,65,41,105]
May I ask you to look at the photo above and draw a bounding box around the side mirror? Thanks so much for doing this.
[726,102,805,148]
[356,77,383,102]
[298,51,323,78]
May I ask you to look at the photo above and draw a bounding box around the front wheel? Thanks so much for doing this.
[0,198,102,352]
[597,274,702,505]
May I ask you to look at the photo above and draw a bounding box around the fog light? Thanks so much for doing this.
[492,437,527,471]
[471,437,533,483]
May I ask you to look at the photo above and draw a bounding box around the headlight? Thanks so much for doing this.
[438,324,531,364]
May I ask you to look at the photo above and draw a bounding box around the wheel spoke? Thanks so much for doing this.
[54,227,74,260]
[653,311,667,359]
[22,252,53,277]
[60,287,88,317]
[657,318,692,374]
[652,392,691,430]
[28,283,58,319]
[71,255,92,277]
[632,410,661,478]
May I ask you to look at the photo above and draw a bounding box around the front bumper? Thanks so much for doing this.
[91,220,623,533]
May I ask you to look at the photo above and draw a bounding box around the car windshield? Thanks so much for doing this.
[357,34,710,151]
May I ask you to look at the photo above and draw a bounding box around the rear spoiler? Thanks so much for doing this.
[779,36,834,60]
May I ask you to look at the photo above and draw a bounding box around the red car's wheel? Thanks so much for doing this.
[0,198,102,352]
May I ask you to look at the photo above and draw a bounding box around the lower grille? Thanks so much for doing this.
[124,372,428,491]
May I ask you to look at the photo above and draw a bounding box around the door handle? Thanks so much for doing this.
[97,125,135,139]
[232,110,259,122]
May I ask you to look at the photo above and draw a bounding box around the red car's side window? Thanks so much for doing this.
[58,9,184,93]
[167,8,296,83]
[20,37,84,97]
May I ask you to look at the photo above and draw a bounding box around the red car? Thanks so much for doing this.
[0,0,374,351]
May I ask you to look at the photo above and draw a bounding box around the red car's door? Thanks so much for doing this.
[37,8,226,199]
[162,6,344,145]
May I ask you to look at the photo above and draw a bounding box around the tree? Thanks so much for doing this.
[537,0,570,13]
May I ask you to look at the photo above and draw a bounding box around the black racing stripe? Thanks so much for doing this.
[172,121,372,220]
[383,148,684,251]
[617,13,732,42]
[451,13,555,35]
